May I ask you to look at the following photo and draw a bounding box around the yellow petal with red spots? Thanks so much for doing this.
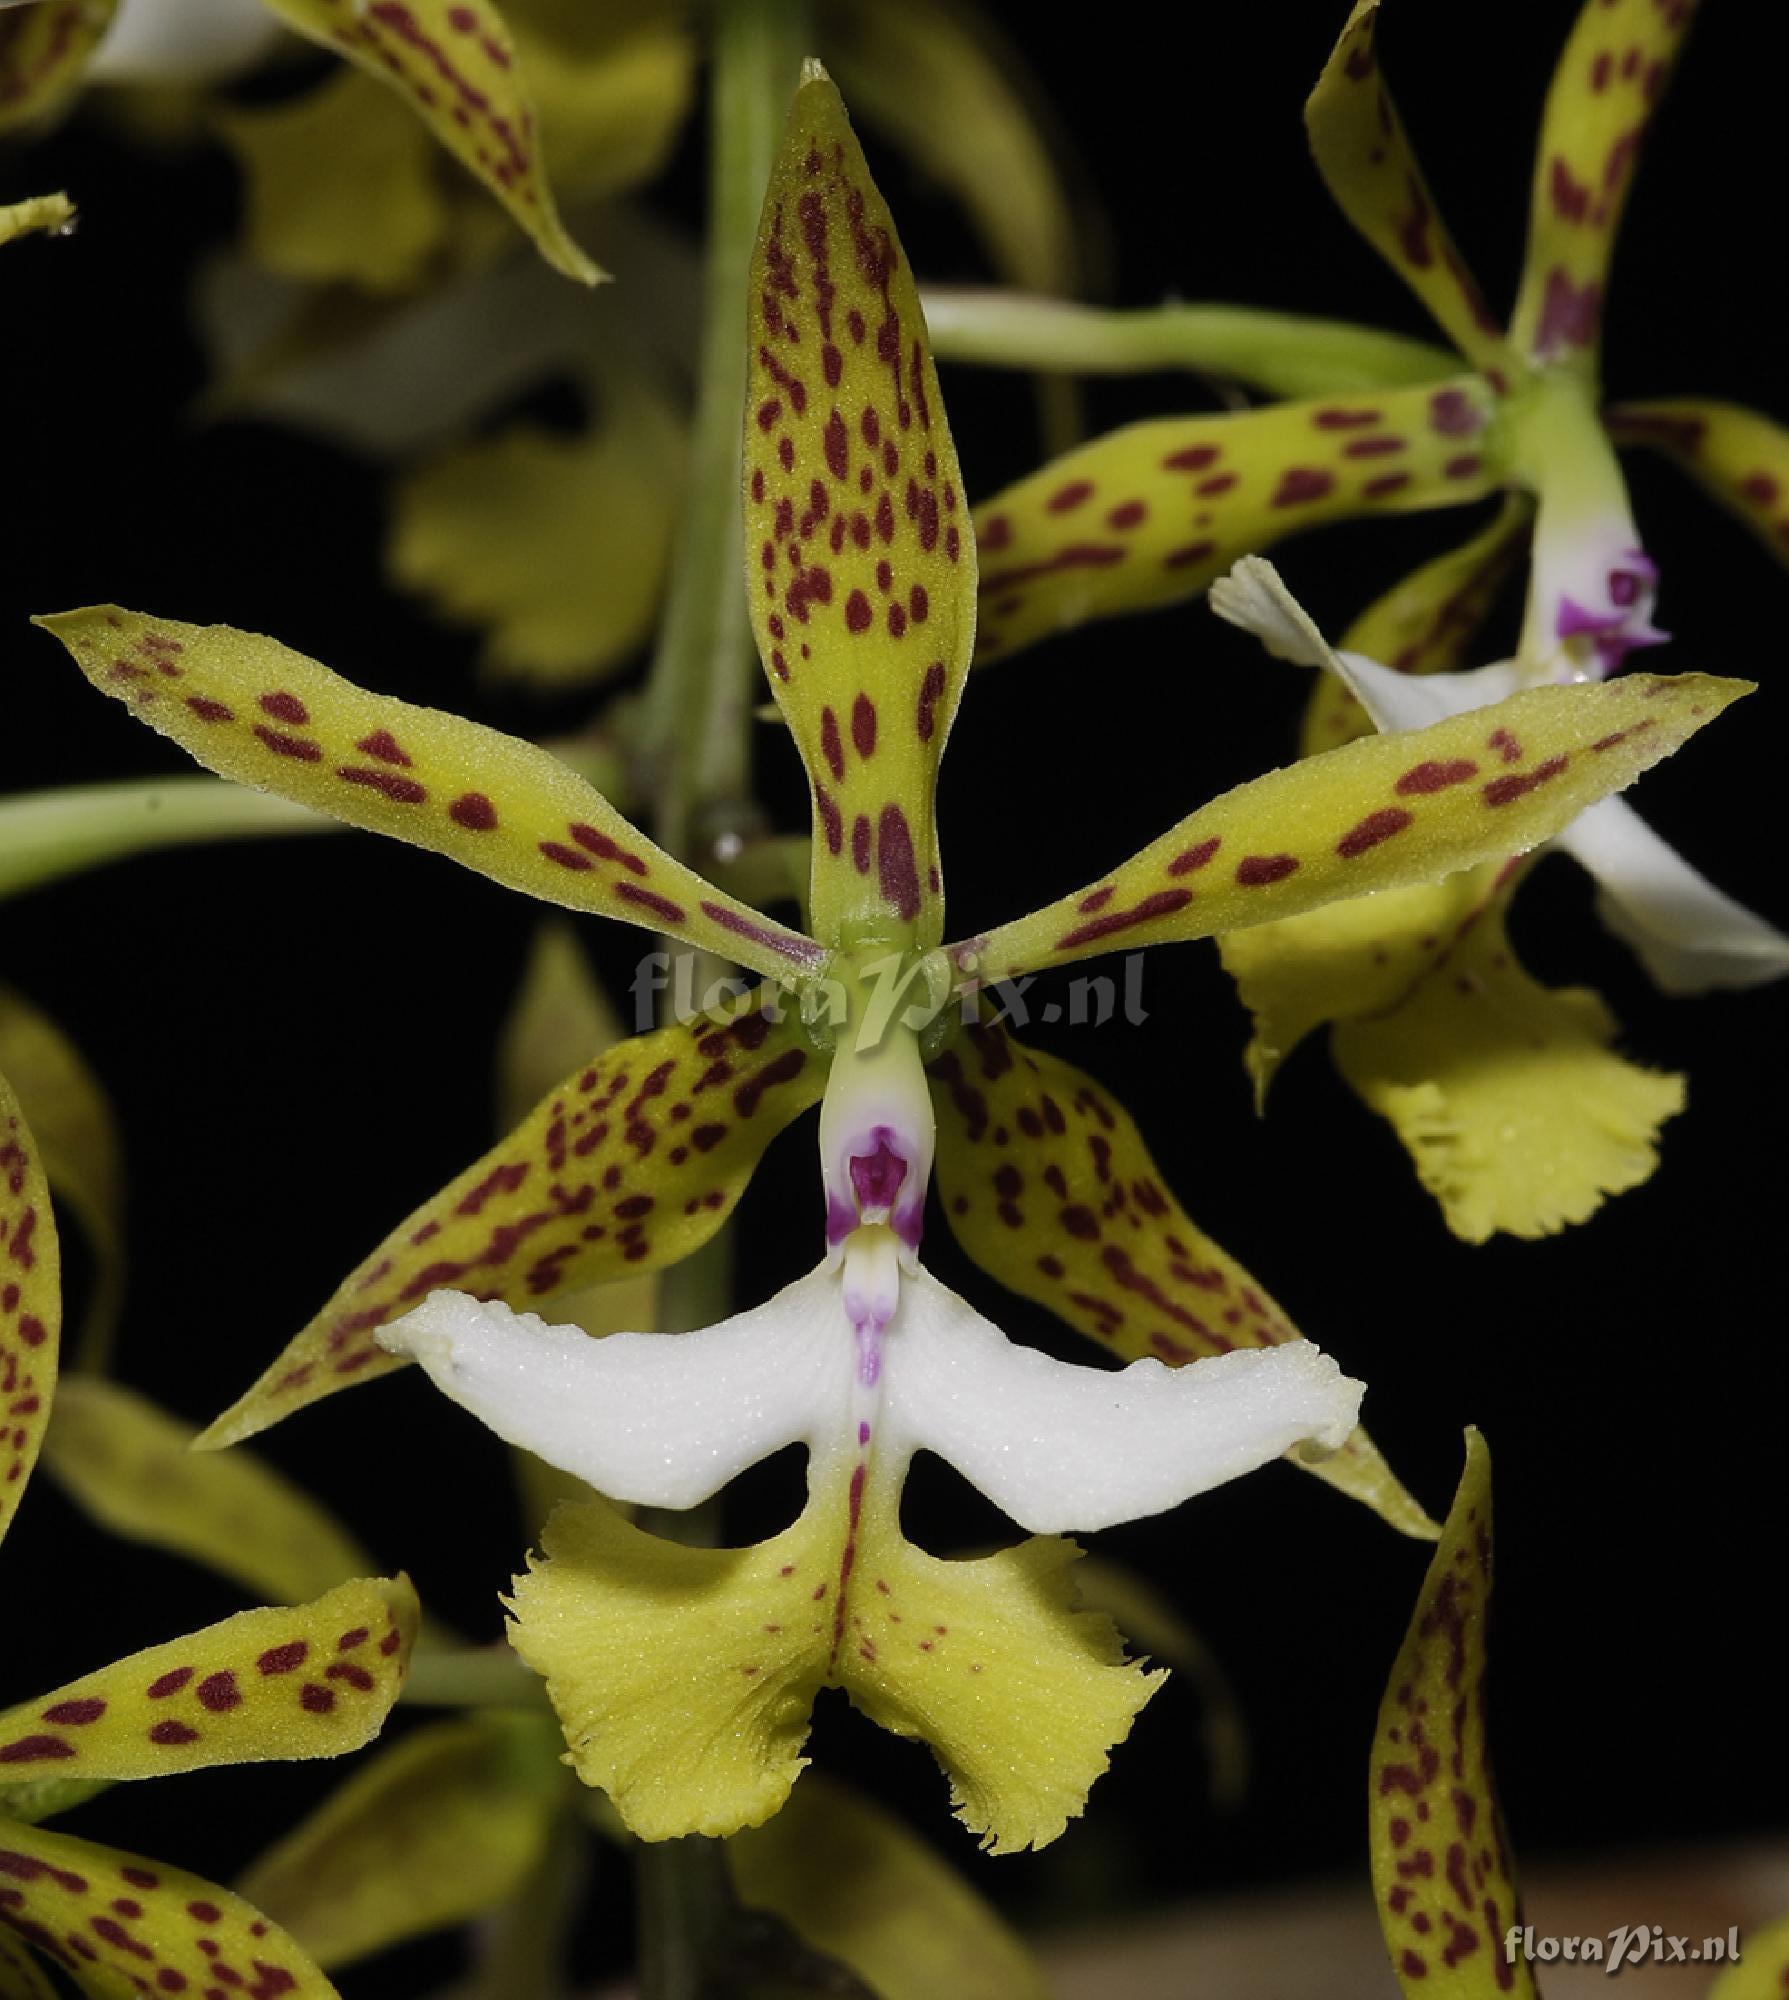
[744,67,975,949]
[0,2,113,135]
[0,987,122,1369]
[259,0,599,284]
[510,1458,1157,1853]
[33,608,824,986]
[0,1817,342,2000]
[1507,0,1699,368]
[0,1063,59,1554]
[198,1002,822,1449]
[0,191,73,246]
[1306,2,1511,379]
[730,1772,1051,2000]
[1707,1912,1789,1999]
[973,378,1502,664]
[1370,1430,1535,1997]
[234,1712,564,1970]
[952,671,1747,985]
[41,1379,376,1605]
[1607,398,1789,570]
[0,1576,417,1782]
[1299,498,1532,759]
[927,1018,1435,1538]
[1334,897,1684,1242]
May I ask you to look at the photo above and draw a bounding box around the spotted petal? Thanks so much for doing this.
[1305,1,1511,378]
[34,608,824,984]
[928,1018,1436,1537]
[1507,0,1699,368]
[972,378,1502,663]
[0,1576,416,1780]
[1607,398,1789,568]
[0,1063,59,1554]
[0,191,72,245]
[508,1467,1159,1853]
[234,1712,564,1970]
[259,0,600,284]
[744,68,976,949]
[1300,496,1532,758]
[0,989,118,1369]
[730,1773,1050,2000]
[41,1378,376,1604]
[0,1,114,134]
[954,667,1746,986]
[1370,1430,1533,1996]
[0,1819,340,2000]
[198,1001,822,1448]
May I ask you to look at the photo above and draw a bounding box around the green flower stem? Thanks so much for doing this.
[400,1643,548,1711]
[639,0,811,867]
[0,777,332,902]
[922,289,1460,400]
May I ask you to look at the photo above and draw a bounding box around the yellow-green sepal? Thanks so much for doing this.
[0,192,74,245]
[1507,0,1699,368]
[34,606,823,982]
[1306,1,1512,379]
[40,1377,377,1604]
[0,1577,418,1781]
[259,0,600,284]
[1300,497,1532,759]
[0,1816,343,1999]
[0,3,115,135]
[927,1018,1435,1537]
[1608,399,1789,570]
[0,989,119,1370]
[957,671,1747,983]
[234,1711,565,1969]
[1370,1430,1534,1997]
[199,1001,821,1448]
[0,1061,60,1553]
[744,66,976,949]
[730,1774,1051,2000]
[973,377,1502,663]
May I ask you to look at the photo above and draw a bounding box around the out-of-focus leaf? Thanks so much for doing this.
[235,1712,564,1969]
[731,1773,1049,2000]
[0,0,115,135]
[40,1376,376,1603]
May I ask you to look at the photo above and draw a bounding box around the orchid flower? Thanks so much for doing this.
[0,1063,420,2000]
[1211,556,1787,1240]
[33,64,1751,1849]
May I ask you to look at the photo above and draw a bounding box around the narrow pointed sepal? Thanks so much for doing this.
[258,0,602,283]
[199,1005,822,1448]
[41,1378,376,1605]
[1607,398,1789,572]
[1301,498,1532,758]
[0,1819,342,2000]
[1370,1430,1534,1997]
[1507,0,1699,368]
[0,2,114,135]
[973,379,1501,663]
[0,1577,417,1780]
[1305,2,1512,378]
[0,1062,60,1553]
[928,1020,1436,1536]
[0,191,73,245]
[34,609,823,983]
[745,67,976,948]
[234,1712,565,1971]
[1333,897,1684,1242]
[954,663,1747,985]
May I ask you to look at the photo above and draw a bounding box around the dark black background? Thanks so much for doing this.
[3,1,1785,1988]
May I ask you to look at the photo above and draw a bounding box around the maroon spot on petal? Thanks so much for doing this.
[1443,453,1483,480]
[1428,388,1484,436]
[844,588,872,633]
[1046,479,1094,513]
[1396,758,1478,795]
[1272,467,1334,507]
[851,692,877,758]
[615,883,688,925]
[338,766,428,805]
[1167,836,1221,876]
[877,805,921,921]
[184,696,233,722]
[539,841,594,872]
[1313,406,1381,429]
[147,1668,194,1699]
[257,1641,309,1676]
[1483,755,1569,805]
[196,1672,242,1713]
[916,661,948,744]
[187,1902,222,1924]
[1235,853,1299,886]
[41,1699,106,1726]
[1162,443,1220,471]
[1162,540,1216,570]
[356,728,412,766]
[449,791,498,830]
[0,1734,74,1763]
[1363,470,1414,498]
[253,726,321,763]
[258,691,308,724]
[149,1720,200,1746]
[1054,887,1193,950]
[300,1683,336,1714]
[1337,806,1415,856]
